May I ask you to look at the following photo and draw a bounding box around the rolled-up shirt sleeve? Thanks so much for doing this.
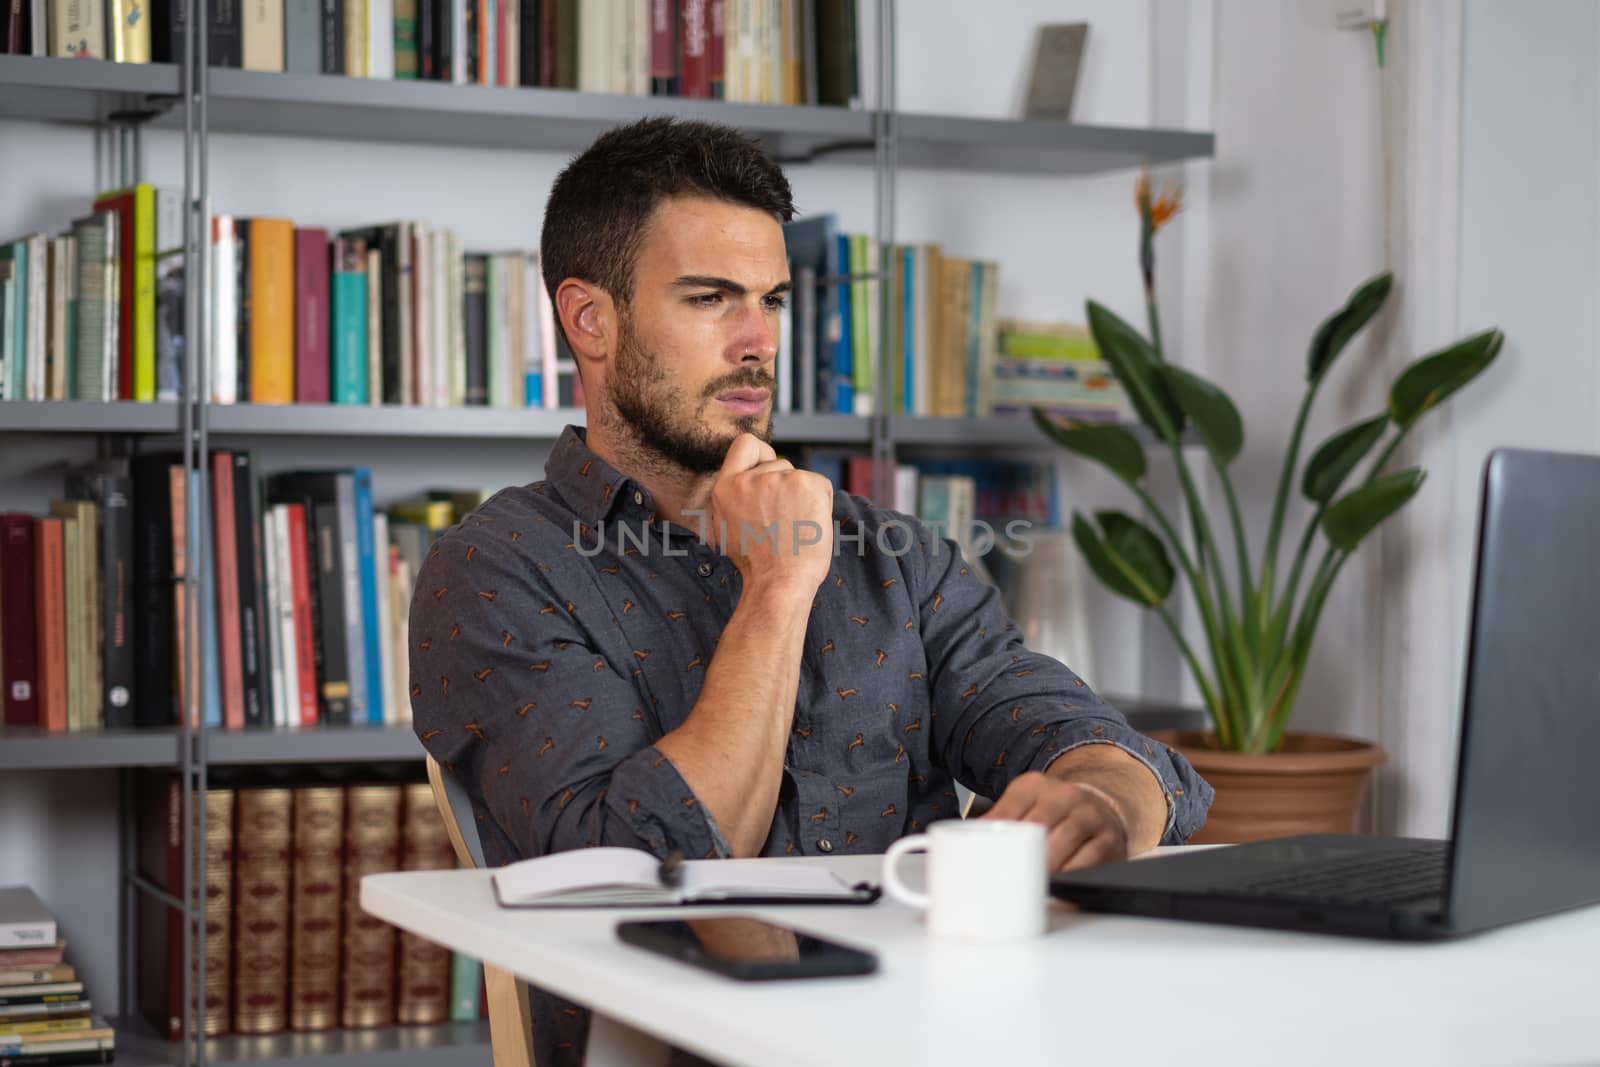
[409,523,731,861]
[902,513,1214,844]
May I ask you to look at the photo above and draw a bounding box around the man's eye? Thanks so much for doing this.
[764,295,789,311]
[690,293,722,307]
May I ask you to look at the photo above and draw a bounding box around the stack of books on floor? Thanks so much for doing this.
[136,771,479,1037]
[0,887,115,1066]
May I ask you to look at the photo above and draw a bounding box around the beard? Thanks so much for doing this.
[604,313,776,474]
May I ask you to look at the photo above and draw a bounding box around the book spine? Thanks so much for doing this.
[515,0,534,83]
[242,0,284,69]
[330,238,368,404]
[283,504,320,726]
[234,451,271,727]
[236,217,252,403]
[371,513,395,723]
[209,216,238,404]
[130,457,175,726]
[334,473,367,725]
[115,186,149,402]
[54,0,104,56]
[284,0,320,70]
[294,228,330,404]
[340,785,401,1029]
[679,0,708,98]
[211,0,242,65]
[535,0,552,85]
[395,783,454,1024]
[289,786,344,1031]
[210,451,246,730]
[250,218,295,404]
[33,519,64,732]
[310,500,349,724]
[98,467,134,726]
[461,254,487,405]
[435,0,454,80]
[200,789,236,1036]
[393,0,415,75]
[351,469,384,725]
[57,515,82,732]
[0,514,38,725]
[232,788,292,1033]
[260,506,285,727]
[319,0,342,71]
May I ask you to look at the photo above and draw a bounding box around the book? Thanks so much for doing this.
[233,788,291,1033]
[0,889,54,950]
[288,786,343,1032]
[491,848,869,908]
[0,514,37,726]
[340,785,401,1029]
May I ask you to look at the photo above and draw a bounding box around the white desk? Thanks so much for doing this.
[362,852,1600,1067]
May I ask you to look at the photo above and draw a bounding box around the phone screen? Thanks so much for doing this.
[616,917,878,981]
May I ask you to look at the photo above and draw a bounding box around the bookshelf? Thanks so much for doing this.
[0,55,1212,174]
[0,8,1216,1066]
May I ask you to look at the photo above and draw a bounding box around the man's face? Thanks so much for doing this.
[603,195,790,473]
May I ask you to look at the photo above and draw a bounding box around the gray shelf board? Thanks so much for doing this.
[113,1016,492,1067]
[892,112,1215,176]
[204,724,424,765]
[189,68,875,160]
[203,403,868,443]
[888,414,1162,450]
[0,400,182,434]
[205,402,585,439]
[0,725,184,770]
[0,55,180,126]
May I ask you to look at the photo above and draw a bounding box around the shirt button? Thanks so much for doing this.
[633,491,644,506]
[696,562,713,578]
[817,839,834,853]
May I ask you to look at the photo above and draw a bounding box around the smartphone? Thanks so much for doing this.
[615,917,878,982]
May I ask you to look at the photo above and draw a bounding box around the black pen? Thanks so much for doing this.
[658,850,686,889]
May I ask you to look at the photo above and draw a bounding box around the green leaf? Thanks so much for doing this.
[1322,468,1426,552]
[1085,300,1184,437]
[1072,513,1162,606]
[1096,510,1176,603]
[1301,414,1389,504]
[1030,409,1148,484]
[1307,272,1393,383]
[1389,328,1504,429]
[1156,364,1244,464]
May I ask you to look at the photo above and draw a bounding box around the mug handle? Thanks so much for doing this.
[882,833,931,910]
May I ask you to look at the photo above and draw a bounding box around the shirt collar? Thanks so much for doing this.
[546,425,653,524]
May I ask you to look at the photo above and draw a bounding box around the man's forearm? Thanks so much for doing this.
[1045,743,1169,853]
[653,583,811,857]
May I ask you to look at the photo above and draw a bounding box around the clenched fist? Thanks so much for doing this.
[707,434,834,598]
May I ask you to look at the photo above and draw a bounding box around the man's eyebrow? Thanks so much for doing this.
[671,275,792,297]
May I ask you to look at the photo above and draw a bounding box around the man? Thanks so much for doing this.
[411,116,1212,1064]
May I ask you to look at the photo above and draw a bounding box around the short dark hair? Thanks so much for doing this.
[540,117,796,320]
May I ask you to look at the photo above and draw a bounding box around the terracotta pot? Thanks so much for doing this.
[1149,730,1387,844]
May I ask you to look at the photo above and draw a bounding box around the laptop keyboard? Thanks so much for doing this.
[1218,844,1449,906]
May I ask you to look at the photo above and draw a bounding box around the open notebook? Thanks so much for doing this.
[491,848,878,908]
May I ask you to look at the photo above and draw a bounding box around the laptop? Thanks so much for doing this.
[1051,447,1600,940]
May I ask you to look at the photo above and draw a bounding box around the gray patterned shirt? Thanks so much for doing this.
[410,425,1212,1065]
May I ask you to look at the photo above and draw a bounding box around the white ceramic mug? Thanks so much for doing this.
[881,819,1048,939]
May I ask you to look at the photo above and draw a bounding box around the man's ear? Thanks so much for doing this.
[555,279,615,369]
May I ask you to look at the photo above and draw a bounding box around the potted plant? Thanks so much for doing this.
[1034,173,1503,843]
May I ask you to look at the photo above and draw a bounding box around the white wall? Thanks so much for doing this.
[1382,0,1600,836]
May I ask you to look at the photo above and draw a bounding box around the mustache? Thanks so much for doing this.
[701,370,777,399]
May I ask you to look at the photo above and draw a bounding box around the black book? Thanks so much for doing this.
[553,0,576,88]
[320,0,343,72]
[232,452,272,728]
[433,0,452,80]
[211,0,242,67]
[462,254,488,405]
[814,0,854,108]
[266,473,350,725]
[235,217,251,403]
[152,0,183,63]
[462,0,477,82]
[518,0,540,86]
[130,455,178,727]
[417,0,435,78]
[65,458,138,729]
